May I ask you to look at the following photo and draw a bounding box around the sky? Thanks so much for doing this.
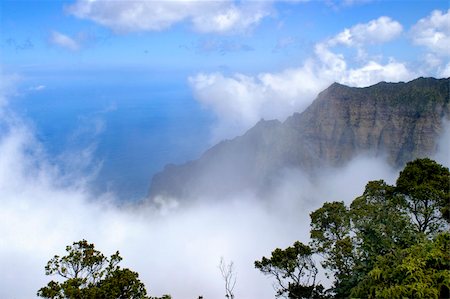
[2,1,449,143]
[0,1,450,298]
[2,0,449,146]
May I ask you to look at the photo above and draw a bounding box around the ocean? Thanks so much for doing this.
[11,70,214,201]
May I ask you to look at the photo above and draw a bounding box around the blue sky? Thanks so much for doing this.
[2,0,448,73]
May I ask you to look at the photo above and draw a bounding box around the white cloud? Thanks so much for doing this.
[190,59,414,141]
[328,16,403,47]
[433,120,450,167]
[342,59,413,86]
[190,19,414,141]
[49,31,80,51]
[0,112,402,299]
[2,72,420,299]
[438,62,450,77]
[189,61,328,141]
[0,77,398,299]
[411,9,450,57]
[0,72,21,107]
[67,0,271,34]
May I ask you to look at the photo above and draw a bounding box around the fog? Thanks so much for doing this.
[1,79,449,299]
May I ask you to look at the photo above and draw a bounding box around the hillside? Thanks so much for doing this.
[149,77,450,200]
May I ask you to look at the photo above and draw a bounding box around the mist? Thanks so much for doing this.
[1,78,449,299]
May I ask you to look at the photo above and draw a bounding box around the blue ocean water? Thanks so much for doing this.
[12,70,214,201]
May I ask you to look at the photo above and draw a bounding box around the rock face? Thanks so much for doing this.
[149,77,450,200]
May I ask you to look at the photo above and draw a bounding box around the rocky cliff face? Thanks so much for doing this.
[149,77,450,200]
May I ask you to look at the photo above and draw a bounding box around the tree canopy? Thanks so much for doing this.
[255,241,326,299]
[307,158,450,298]
[351,232,450,299]
[37,240,170,299]
[257,158,449,299]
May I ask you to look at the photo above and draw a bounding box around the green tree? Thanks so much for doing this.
[37,240,169,299]
[308,158,449,298]
[309,201,355,297]
[350,180,417,270]
[351,232,450,299]
[396,158,450,234]
[255,241,325,299]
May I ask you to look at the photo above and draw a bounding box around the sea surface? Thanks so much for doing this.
[11,69,214,201]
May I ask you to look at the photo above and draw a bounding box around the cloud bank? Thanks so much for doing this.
[2,74,437,299]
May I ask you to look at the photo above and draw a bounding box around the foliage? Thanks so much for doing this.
[351,232,450,299]
[255,241,326,299]
[350,180,417,269]
[308,158,449,298]
[396,158,450,234]
[37,240,168,299]
[309,201,355,297]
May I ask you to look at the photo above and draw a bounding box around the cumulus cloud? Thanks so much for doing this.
[411,9,450,57]
[190,16,414,141]
[49,31,80,51]
[67,0,271,34]
[189,61,328,141]
[342,59,413,86]
[328,16,403,47]
[191,57,414,141]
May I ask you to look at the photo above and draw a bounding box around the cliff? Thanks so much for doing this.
[149,77,450,200]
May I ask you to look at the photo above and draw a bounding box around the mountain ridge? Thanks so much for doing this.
[149,77,450,200]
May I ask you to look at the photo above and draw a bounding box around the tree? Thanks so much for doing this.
[351,232,450,299]
[219,258,236,299]
[38,240,168,299]
[309,201,355,297]
[255,241,325,299]
[396,158,450,234]
[308,158,449,298]
[350,180,417,269]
